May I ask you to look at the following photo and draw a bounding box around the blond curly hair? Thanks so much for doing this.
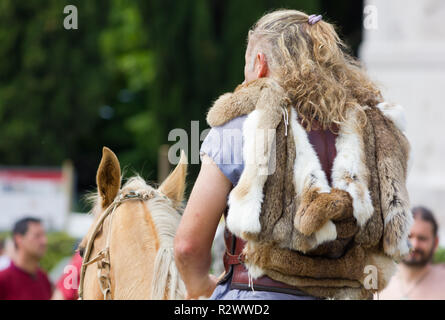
[247,9,382,131]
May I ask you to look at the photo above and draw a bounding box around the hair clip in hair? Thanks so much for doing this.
[308,14,322,25]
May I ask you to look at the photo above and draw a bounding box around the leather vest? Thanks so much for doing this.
[220,122,338,295]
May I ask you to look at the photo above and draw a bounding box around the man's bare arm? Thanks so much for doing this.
[174,154,232,299]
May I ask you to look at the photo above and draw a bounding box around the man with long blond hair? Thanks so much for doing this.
[174,9,412,300]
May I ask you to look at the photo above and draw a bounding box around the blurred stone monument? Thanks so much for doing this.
[360,0,445,244]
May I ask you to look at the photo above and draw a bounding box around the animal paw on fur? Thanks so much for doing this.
[295,188,353,236]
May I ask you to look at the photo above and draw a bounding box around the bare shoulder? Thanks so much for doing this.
[429,263,445,286]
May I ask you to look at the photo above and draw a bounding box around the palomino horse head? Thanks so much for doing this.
[78,147,187,299]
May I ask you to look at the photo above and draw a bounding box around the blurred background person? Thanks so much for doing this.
[0,217,53,300]
[51,251,82,300]
[379,207,445,299]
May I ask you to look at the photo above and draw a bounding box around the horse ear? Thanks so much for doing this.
[96,147,121,209]
[158,150,188,202]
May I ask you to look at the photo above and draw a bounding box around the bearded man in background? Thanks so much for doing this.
[379,207,445,300]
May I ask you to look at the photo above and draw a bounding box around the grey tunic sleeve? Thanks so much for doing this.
[200,115,246,186]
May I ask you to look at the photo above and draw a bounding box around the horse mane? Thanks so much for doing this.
[122,176,187,300]
[88,175,187,300]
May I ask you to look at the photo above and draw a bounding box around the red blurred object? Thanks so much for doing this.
[55,252,82,300]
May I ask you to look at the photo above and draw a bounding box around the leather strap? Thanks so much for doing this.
[225,251,245,266]
[220,226,313,296]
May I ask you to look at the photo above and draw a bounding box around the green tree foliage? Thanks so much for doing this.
[0,0,109,165]
[40,231,77,272]
[434,247,445,264]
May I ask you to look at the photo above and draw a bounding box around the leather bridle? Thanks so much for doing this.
[78,190,155,300]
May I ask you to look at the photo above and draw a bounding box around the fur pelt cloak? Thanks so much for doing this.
[206,78,413,299]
